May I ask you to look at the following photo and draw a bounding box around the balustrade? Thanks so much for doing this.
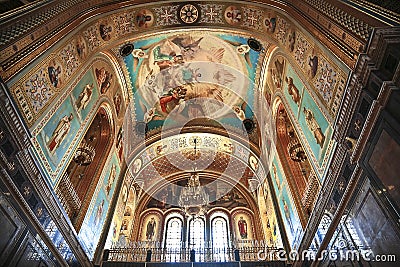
[104,241,282,263]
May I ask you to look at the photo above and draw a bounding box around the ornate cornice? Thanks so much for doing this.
[0,0,371,82]
[332,67,364,142]
[0,168,69,266]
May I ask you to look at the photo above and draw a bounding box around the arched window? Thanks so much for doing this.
[164,214,183,262]
[189,217,205,261]
[210,212,230,261]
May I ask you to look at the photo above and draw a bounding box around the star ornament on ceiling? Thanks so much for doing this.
[179,3,200,24]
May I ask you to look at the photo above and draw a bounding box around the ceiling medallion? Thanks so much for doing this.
[119,43,134,57]
[179,3,200,24]
[243,119,255,133]
[135,121,147,135]
[247,38,262,51]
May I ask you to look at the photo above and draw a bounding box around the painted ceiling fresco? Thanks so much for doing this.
[270,54,335,177]
[122,31,263,133]
[5,1,351,188]
[29,57,119,185]
[79,151,121,258]
[146,184,249,210]
[1,1,356,260]
[7,1,349,130]
[258,178,283,247]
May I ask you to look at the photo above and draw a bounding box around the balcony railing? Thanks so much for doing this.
[55,173,81,219]
[103,241,283,263]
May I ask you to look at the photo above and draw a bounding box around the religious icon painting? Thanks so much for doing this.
[75,35,87,60]
[237,216,248,239]
[124,206,132,217]
[47,59,63,89]
[136,9,154,28]
[299,89,332,165]
[94,64,114,94]
[140,213,162,242]
[113,90,123,117]
[99,20,114,41]
[284,63,304,112]
[263,13,277,34]
[122,183,128,203]
[219,139,234,153]
[37,97,80,172]
[249,155,258,171]
[268,55,286,94]
[71,67,99,120]
[224,6,242,25]
[132,158,142,174]
[233,211,253,240]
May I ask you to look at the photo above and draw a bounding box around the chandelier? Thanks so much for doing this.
[73,139,96,166]
[178,172,209,217]
[287,139,306,162]
[178,138,209,217]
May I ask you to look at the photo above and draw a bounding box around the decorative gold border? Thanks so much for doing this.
[6,1,350,129]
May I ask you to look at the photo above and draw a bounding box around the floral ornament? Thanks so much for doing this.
[36,207,43,218]
[338,178,346,192]
[23,186,30,196]
[21,182,32,199]
[179,4,200,24]
[236,44,250,54]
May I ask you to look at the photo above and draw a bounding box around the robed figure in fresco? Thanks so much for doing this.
[94,199,104,226]
[238,216,248,239]
[286,76,301,106]
[146,217,156,240]
[303,107,325,148]
[76,83,94,112]
[47,113,74,153]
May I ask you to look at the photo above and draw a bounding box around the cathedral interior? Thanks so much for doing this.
[0,1,400,267]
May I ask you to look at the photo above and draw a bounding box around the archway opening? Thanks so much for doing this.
[56,107,114,231]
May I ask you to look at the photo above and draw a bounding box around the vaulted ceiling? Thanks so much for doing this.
[2,0,398,263]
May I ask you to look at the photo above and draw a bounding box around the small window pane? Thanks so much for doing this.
[165,217,182,262]
[212,217,229,261]
[189,217,205,261]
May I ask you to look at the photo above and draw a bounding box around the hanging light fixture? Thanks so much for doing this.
[178,137,209,217]
[287,138,306,162]
[73,139,96,166]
